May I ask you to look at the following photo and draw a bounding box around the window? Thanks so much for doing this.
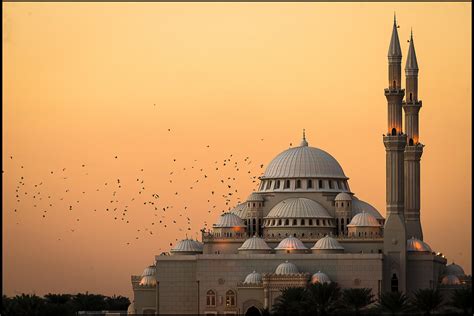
[206,290,216,307]
[292,219,297,225]
[225,290,236,307]
[318,180,323,189]
[284,180,290,189]
[275,180,280,189]
[278,219,282,226]
[328,181,333,189]
[391,274,399,292]
[308,180,313,189]
[252,203,255,207]
[285,219,289,226]
[409,92,413,101]
[309,219,313,225]
[334,181,339,189]
[340,181,346,190]
[316,219,320,226]
[301,219,306,226]
[296,180,301,189]
[266,181,272,190]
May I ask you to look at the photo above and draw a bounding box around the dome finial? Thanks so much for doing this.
[300,129,308,147]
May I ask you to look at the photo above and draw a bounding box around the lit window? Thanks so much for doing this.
[206,290,216,307]
[225,290,236,307]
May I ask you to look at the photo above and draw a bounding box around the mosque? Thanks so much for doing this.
[127,17,470,315]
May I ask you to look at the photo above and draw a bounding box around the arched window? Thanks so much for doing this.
[285,219,289,226]
[206,290,216,307]
[340,181,346,190]
[318,180,323,189]
[296,180,301,189]
[391,274,399,292]
[266,181,272,190]
[225,290,236,307]
[307,179,313,189]
[341,202,344,207]
[275,180,280,189]
[278,219,282,226]
[292,219,297,225]
[328,181,333,189]
[284,180,291,189]
[252,203,255,207]
[391,128,397,136]
[393,80,396,88]
[409,92,413,101]
[309,219,313,225]
[316,219,320,226]
[409,138,414,146]
[301,219,306,226]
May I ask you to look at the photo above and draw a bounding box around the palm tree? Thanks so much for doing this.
[448,287,472,315]
[9,294,45,316]
[43,293,75,316]
[1,295,14,316]
[272,287,306,315]
[72,292,107,311]
[340,288,375,315]
[305,282,341,316]
[105,294,131,310]
[411,288,444,315]
[375,291,413,315]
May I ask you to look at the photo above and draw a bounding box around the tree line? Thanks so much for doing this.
[1,292,130,316]
[267,284,472,316]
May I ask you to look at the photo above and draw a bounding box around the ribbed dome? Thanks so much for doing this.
[214,213,245,227]
[170,239,203,254]
[407,237,432,253]
[347,212,381,227]
[312,236,344,250]
[311,271,331,284]
[142,265,156,277]
[275,236,308,250]
[441,274,461,285]
[238,236,271,251]
[445,263,465,277]
[247,192,265,202]
[275,261,299,275]
[351,197,384,220]
[139,275,157,286]
[244,271,262,284]
[335,192,352,201]
[262,141,346,179]
[266,198,331,219]
[230,202,248,218]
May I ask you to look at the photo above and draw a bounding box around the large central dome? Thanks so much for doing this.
[261,136,346,179]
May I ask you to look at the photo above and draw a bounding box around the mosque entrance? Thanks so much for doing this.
[245,306,262,316]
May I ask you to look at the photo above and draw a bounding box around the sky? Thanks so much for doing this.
[2,3,471,298]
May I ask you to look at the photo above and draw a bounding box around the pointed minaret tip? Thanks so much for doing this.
[388,14,402,58]
[406,28,419,71]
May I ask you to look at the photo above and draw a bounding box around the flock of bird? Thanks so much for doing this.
[6,132,270,251]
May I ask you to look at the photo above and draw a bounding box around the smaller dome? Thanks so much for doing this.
[139,275,157,286]
[335,192,352,201]
[275,261,299,275]
[247,192,265,202]
[230,202,248,218]
[445,263,465,277]
[311,271,331,284]
[244,271,262,284]
[312,236,344,250]
[441,274,461,286]
[127,302,136,314]
[347,212,381,227]
[171,238,203,254]
[407,237,432,253]
[142,265,156,277]
[275,236,308,250]
[238,236,271,251]
[213,213,246,228]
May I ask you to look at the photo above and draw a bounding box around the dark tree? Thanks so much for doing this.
[448,287,472,315]
[375,291,413,315]
[272,287,307,315]
[72,292,108,311]
[105,294,131,310]
[304,282,341,316]
[340,288,375,315]
[411,288,444,315]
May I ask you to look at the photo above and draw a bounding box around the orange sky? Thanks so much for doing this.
[3,3,471,297]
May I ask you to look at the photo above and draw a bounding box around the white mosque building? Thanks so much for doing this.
[128,17,470,315]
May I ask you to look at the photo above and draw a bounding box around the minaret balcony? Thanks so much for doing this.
[384,88,405,96]
[402,100,422,107]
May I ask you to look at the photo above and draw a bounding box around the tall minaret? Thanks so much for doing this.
[383,14,407,293]
[403,30,424,240]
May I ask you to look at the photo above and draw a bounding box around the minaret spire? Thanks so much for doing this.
[300,129,308,147]
[403,28,424,240]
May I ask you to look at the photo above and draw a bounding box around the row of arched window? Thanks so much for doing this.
[264,218,335,227]
[206,289,236,307]
[259,178,349,192]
